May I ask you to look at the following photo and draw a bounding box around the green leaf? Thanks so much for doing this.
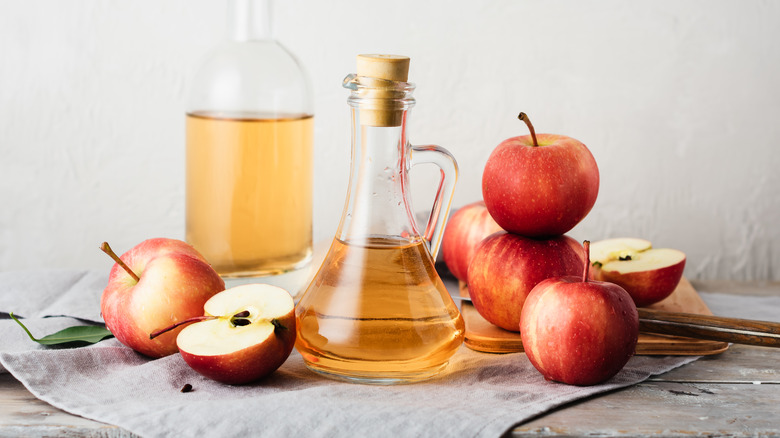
[10,312,114,346]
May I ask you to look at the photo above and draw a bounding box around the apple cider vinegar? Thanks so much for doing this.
[295,55,462,384]
[295,237,465,383]
[186,112,313,277]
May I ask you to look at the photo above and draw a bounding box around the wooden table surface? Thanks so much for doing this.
[2,280,779,437]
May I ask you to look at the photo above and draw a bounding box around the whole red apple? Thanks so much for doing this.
[100,238,225,358]
[468,232,584,332]
[440,201,503,283]
[520,241,638,386]
[482,113,599,238]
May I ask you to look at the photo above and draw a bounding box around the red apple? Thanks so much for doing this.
[169,284,296,385]
[590,238,686,307]
[468,232,585,331]
[440,201,503,283]
[520,241,638,386]
[482,113,599,238]
[100,238,225,358]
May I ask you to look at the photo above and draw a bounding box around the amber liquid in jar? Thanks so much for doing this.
[186,112,314,277]
[295,236,465,383]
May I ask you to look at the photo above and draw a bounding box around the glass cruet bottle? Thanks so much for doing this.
[294,54,465,384]
[185,0,314,278]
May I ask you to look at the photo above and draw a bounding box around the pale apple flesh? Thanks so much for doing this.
[100,238,225,358]
[589,238,652,270]
[177,284,296,385]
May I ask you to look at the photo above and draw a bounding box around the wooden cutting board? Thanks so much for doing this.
[460,277,730,356]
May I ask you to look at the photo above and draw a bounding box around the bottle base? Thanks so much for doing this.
[302,361,449,385]
[218,252,312,279]
[222,255,314,298]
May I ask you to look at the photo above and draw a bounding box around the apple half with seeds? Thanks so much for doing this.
[156,284,296,385]
[590,238,685,307]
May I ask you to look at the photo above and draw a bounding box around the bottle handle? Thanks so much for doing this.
[410,145,459,259]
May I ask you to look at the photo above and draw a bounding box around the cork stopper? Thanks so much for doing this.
[355,54,411,127]
[356,54,410,82]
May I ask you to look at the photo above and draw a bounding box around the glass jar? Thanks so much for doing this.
[186,0,313,278]
[295,55,464,384]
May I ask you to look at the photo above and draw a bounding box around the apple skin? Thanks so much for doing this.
[520,276,638,386]
[101,238,225,358]
[468,232,585,332]
[482,133,599,238]
[598,258,686,307]
[179,310,296,385]
[440,201,503,283]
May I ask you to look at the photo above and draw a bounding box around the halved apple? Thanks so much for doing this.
[590,238,685,307]
[175,284,296,385]
[590,238,652,270]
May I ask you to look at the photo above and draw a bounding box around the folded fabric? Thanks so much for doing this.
[0,270,105,321]
[0,270,702,437]
[1,334,695,437]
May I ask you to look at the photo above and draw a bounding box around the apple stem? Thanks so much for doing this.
[518,112,539,147]
[100,242,140,282]
[582,240,591,283]
[149,316,216,339]
[149,310,256,339]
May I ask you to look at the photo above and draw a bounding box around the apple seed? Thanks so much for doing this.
[231,318,251,327]
[229,310,252,327]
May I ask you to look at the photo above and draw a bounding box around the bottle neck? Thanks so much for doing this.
[229,0,272,42]
[336,107,421,244]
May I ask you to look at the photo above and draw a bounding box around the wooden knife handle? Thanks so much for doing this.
[638,308,780,348]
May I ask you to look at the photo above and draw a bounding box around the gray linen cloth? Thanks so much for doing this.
[0,269,731,437]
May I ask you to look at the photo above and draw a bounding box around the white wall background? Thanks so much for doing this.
[1,0,778,281]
